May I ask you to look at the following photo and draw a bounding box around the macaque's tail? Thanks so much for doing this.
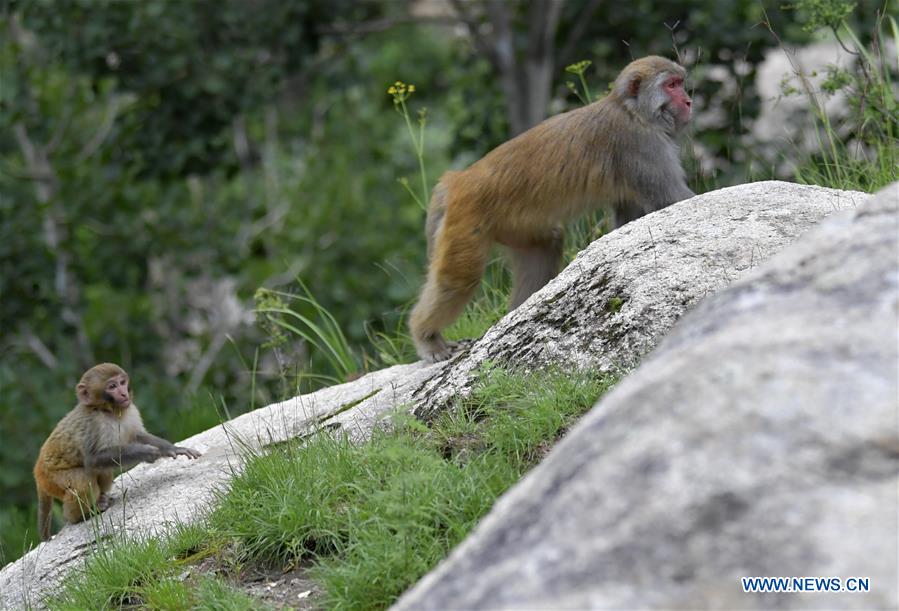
[425,179,450,261]
[37,490,53,541]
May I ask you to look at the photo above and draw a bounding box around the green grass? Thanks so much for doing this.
[47,523,263,610]
[209,367,614,610]
[255,283,360,393]
[48,367,614,610]
[786,4,898,191]
[795,129,898,192]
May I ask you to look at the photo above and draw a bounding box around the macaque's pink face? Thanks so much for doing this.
[104,374,131,407]
[664,75,692,128]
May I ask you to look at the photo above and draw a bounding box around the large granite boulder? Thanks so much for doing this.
[394,183,898,610]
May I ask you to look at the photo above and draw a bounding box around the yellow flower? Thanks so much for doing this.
[387,79,419,104]
[565,60,592,75]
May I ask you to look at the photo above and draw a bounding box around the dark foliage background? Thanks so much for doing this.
[1,0,891,563]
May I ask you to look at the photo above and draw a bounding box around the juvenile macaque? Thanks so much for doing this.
[410,55,695,362]
[33,363,201,541]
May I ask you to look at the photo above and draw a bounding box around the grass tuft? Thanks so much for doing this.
[210,367,615,610]
[48,537,170,610]
[48,525,261,610]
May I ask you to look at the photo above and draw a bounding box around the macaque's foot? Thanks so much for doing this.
[96,494,112,512]
[417,335,469,363]
[173,446,202,459]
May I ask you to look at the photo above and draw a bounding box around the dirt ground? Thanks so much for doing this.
[192,555,323,610]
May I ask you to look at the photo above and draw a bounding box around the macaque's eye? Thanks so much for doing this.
[667,79,682,90]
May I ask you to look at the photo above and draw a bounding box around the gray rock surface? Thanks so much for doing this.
[393,182,899,610]
[0,181,870,608]
[411,180,867,418]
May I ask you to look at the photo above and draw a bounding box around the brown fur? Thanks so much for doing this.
[34,363,201,541]
[410,56,695,362]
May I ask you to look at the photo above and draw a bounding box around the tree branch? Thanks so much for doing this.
[187,330,228,393]
[76,96,121,161]
[18,325,59,369]
[317,15,457,35]
[450,0,501,69]
[485,0,531,134]
[556,0,604,71]
[10,16,95,367]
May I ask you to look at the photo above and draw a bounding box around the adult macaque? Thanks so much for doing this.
[34,363,201,541]
[410,55,695,362]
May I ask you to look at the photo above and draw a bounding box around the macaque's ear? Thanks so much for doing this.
[627,75,642,98]
[76,382,90,404]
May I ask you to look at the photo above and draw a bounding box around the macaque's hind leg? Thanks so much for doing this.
[96,471,114,511]
[62,493,88,523]
[611,202,648,230]
[410,233,490,362]
[54,468,104,523]
[410,275,480,362]
[508,230,563,309]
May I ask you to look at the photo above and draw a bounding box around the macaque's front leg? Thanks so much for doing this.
[135,432,202,459]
